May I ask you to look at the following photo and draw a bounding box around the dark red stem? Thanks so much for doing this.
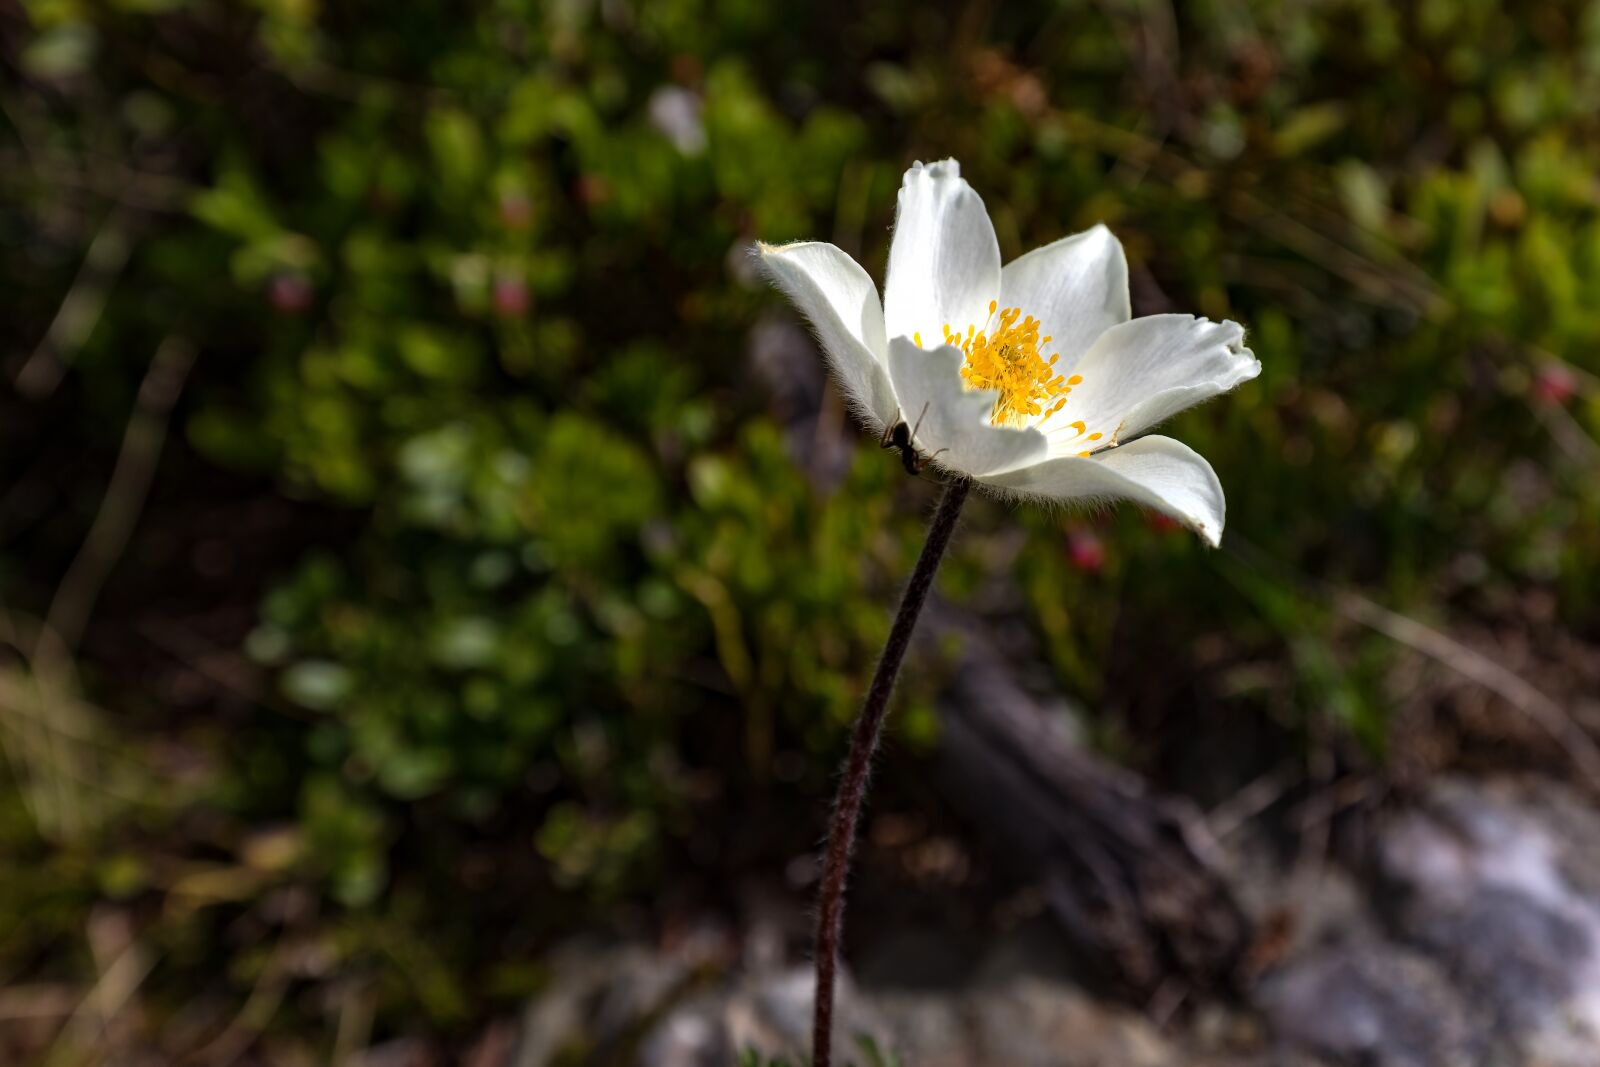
[812,478,970,1067]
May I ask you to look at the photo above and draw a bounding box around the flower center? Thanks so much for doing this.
[919,301,1083,428]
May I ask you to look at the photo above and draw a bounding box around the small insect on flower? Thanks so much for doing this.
[880,403,948,476]
[757,159,1260,546]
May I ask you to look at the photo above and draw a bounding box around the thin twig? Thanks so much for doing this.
[813,478,970,1067]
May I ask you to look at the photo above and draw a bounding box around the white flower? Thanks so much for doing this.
[756,159,1260,547]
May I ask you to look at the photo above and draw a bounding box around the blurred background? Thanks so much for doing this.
[5,1,1600,1065]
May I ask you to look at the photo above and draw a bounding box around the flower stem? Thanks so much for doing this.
[812,477,970,1067]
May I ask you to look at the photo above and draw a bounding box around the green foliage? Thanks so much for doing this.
[7,0,1600,1058]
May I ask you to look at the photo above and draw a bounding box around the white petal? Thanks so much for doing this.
[886,337,1047,478]
[882,160,1002,345]
[980,435,1227,547]
[999,224,1130,371]
[756,240,896,431]
[1054,315,1260,450]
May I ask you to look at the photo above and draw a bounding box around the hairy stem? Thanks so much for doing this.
[812,477,970,1067]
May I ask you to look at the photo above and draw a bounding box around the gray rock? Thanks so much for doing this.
[513,775,1600,1067]
[601,953,1207,1067]
[638,1007,731,1067]
[959,978,1178,1067]
[1257,941,1482,1067]
[1375,777,1600,1066]
[511,938,722,1067]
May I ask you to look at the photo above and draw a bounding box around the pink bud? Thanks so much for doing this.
[1066,528,1106,573]
[492,277,530,318]
[1533,363,1576,406]
[1146,512,1182,534]
[268,273,313,315]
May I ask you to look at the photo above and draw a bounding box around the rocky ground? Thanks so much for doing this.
[500,775,1600,1067]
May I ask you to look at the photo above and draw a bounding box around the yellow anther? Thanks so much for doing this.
[1036,396,1070,427]
[1068,421,1086,435]
[1087,432,1102,441]
[914,332,923,347]
[1067,374,1083,385]
[949,301,1083,427]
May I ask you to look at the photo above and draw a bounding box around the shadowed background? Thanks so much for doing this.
[4,1,1600,1064]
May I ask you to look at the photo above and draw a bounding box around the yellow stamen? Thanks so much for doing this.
[914,331,923,347]
[948,301,1079,427]
[1087,432,1102,441]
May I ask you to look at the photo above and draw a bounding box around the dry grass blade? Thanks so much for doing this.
[1332,589,1600,785]
[45,336,196,653]
[13,209,136,400]
[1224,538,1600,789]
[0,337,192,842]
[52,940,155,1059]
